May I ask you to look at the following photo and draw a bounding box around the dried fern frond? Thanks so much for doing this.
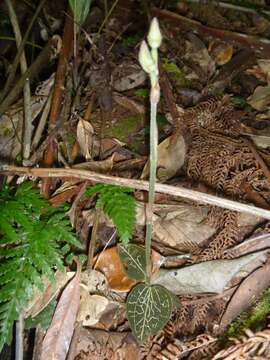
[213,326,270,360]
[0,182,82,351]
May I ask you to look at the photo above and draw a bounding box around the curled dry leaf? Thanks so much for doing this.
[217,261,270,334]
[208,40,233,66]
[247,59,270,83]
[77,291,125,328]
[152,251,268,295]
[247,84,270,111]
[76,118,94,160]
[40,262,81,360]
[141,134,186,182]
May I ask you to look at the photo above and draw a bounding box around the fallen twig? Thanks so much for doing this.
[2,165,270,220]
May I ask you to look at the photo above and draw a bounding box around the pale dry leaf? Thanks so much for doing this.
[247,85,270,111]
[136,202,216,252]
[247,59,270,83]
[141,134,186,182]
[40,262,81,360]
[76,118,94,160]
[152,250,268,295]
[81,269,109,294]
[246,133,270,149]
[184,36,216,80]
[77,292,125,328]
[113,63,147,92]
[72,154,114,172]
[77,292,109,326]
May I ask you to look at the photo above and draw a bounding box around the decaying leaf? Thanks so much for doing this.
[40,262,81,360]
[94,246,137,292]
[81,269,109,294]
[25,270,74,318]
[247,84,270,111]
[136,202,216,253]
[113,63,147,92]
[247,59,270,83]
[184,35,216,81]
[77,291,125,328]
[209,40,233,66]
[141,134,186,182]
[68,327,141,360]
[76,118,94,160]
[72,154,114,172]
[152,251,268,295]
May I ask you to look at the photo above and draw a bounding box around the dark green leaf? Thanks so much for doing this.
[126,283,173,343]
[118,244,146,281]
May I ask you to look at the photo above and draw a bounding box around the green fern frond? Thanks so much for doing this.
[0,182,82,352]
[86,184,135,244]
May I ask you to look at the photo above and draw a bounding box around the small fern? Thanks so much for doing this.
[86,184,136,244]
[0,182,82,351]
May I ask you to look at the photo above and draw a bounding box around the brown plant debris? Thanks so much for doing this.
[213,326,270,360]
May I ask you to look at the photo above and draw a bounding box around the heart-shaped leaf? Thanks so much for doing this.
[118,244,146,281]
[126,283,173,343]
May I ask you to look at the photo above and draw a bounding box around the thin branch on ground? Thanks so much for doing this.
[2,165,270,220]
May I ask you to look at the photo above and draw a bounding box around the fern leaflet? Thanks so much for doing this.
[86,184,135,244]
[0,182,82,351]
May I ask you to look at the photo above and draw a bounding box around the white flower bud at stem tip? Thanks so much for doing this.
[147,18,162,50]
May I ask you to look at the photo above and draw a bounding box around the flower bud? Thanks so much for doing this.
[147,18,162,49]
[138,40,155,74]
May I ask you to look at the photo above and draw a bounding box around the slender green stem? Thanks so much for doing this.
[145,85,158,283]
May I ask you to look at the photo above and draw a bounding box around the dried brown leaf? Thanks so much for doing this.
[141,134,186,182]
[76,118,94,160]
[247,85,270,111]
[69,327,141,360]
[40,262,81,360]
[136,202,216,253]
[25,270,74,318]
